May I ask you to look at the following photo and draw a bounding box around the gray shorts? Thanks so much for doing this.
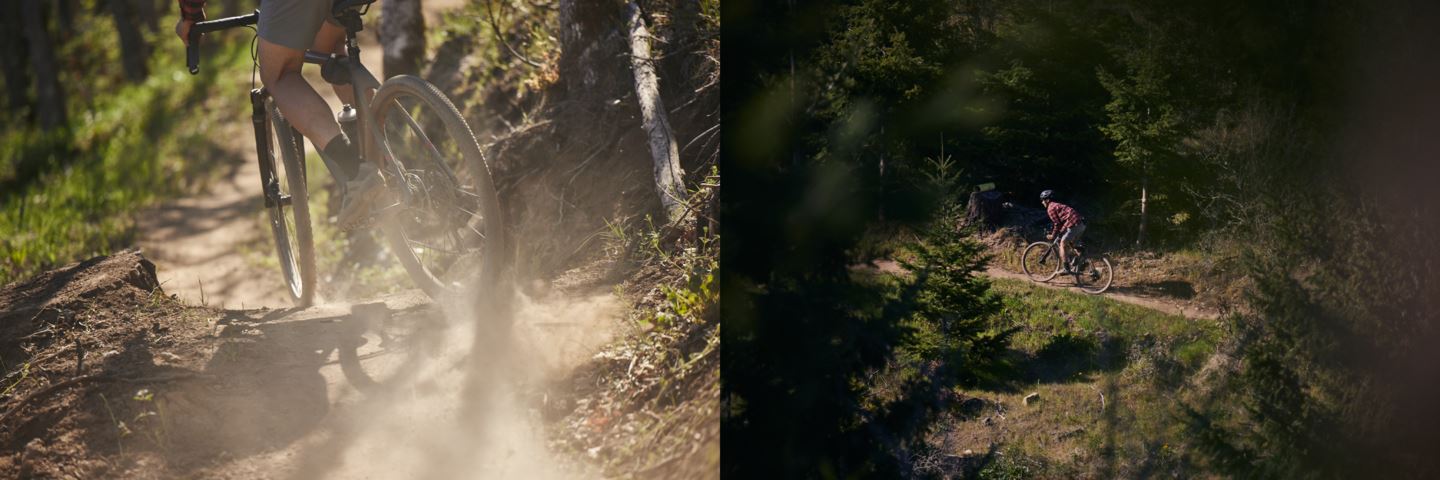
[1059,223,1086,245]
[257,0,339,51]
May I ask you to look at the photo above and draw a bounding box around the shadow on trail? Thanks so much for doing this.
[282,289,526,480]
[59,293,449,476]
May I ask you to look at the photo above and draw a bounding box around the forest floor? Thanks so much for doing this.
[855,259,1233,477]
[855,220,1240,476]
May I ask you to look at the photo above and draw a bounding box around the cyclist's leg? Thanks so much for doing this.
[258,39,342,151]
[311,21,356,106]
[304,21,388,231]
[256,0,337,149]
[1057,228,1071,268]
[1067,224,1086,256]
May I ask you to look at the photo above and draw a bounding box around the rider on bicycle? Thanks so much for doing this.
[174,0,386,230]
[1040,190,1086,273]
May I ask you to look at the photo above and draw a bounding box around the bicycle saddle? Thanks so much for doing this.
[332,0,376,16]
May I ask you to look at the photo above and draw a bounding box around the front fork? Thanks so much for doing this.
[250,88,293,209]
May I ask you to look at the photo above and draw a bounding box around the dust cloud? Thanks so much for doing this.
[275,278,621,479]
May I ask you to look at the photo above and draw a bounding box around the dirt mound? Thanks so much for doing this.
[0,249,168,394]
[0,248,161,322]
[0,250,410,478]
[0,249,222,477]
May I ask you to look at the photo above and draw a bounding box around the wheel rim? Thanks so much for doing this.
[374,92,491,293]
[1022,242,1061,282]
[1076,257,1113,294]
[266,112,306,301]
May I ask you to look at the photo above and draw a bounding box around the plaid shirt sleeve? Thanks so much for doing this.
[1047,203,1082,236]
[179,0,206,21]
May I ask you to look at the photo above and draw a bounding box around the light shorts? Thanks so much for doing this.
[257,0,340,51]
[1059,223,1086,245]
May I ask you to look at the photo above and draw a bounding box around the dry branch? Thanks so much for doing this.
[625,0,687,224]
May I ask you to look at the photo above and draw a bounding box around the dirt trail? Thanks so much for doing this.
[866,259,1222,320]
[0,250,621,478]
[980,267,1221,320]
[136,115,289,309]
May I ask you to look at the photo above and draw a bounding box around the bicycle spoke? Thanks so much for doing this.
[402,235,471,257]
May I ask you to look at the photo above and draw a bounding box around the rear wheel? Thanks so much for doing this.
[1021,242,1061,282]
[263,99,317,306]
[370,75,509,299]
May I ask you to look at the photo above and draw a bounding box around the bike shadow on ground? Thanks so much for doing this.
[282,291,523,480]
[110,293,443,474]
[154,307,351,466]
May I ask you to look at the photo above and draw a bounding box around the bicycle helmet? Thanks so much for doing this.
[1039,189,1054,201]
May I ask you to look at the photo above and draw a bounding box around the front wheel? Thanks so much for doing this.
[370,75,510,299]
[1021,242,1061,282]
[263,98,317,306]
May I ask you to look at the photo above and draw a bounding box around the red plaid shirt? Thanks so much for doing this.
[1046,201,1084,237]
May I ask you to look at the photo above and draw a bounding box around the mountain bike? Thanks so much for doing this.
[1020,239,1114,294]
[185,0,508,306]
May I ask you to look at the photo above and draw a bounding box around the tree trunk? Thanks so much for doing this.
[557,0,615,96]
[625,0,687,223]
[135,0,160,32]
[21,0,66,130]
[109,0,150,83]
[56,0,77,39]
[1137,175,1149,246]
[379,0,425,78]
[1,0,31,120]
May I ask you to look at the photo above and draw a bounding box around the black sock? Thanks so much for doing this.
[320,134,361,181]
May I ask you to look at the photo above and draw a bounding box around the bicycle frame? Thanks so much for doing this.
[1038,241,1090,272]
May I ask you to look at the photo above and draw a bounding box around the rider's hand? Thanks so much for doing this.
[1046,233,1054,241]
[175,18,196,45]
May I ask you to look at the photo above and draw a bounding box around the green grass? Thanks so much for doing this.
[1,31,255,286]
[989,278,1223,357]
